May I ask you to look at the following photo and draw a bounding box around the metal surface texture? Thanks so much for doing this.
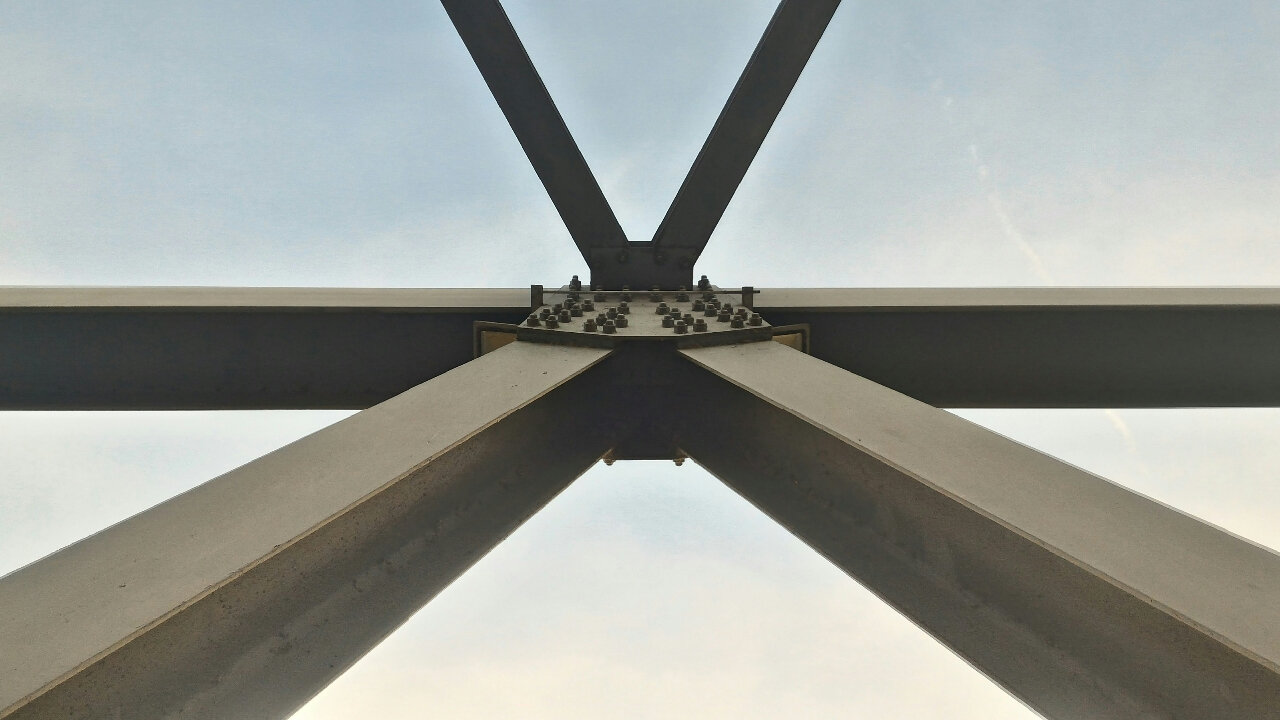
[439,0,628,262]
[0,341,613,720]
[0,287,528,409]
[677,341,1280,719]
[648,0,842,260]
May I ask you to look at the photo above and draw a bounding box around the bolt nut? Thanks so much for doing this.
[597,313,608,324]
[526,314,540,326]
[693,299,705,311]
[717,310,731,322]
[607,307,618,318]
[656,302,669,314]
[603,320,617,334]
[553,303,564,312]
[559,311,571,323]
[730,316,745,328]
[650,292,662,302]
[618,302,630,314]
[683,313,694,324]
[583,319,597,332]
[616,315,629,328]
[570,275,582,291]
[539,308,552,319]
[545,317,559,328]
[583,300,595,311]
[693,318,708,332]
[662,315,675,328]
[704,305,717,317]
[674,320,687,334]
[736,307,748,317]
[749,313,762,326]
[698,275,711,291]
[676,293,689,302]
[571,306,583,317]
[722,303,733,313]
[669,308,681,317]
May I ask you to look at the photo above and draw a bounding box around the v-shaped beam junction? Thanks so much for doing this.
[443,0,841,289]
[4,336,1279,719]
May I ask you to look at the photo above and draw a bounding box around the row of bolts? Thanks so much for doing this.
[526,290,763,334]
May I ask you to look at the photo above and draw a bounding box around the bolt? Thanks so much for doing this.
[704,305,717,317]
[656,302,669,314]
[604,457,615,466]
[683,313,694,324]
[568,291,579,301]
[618,302,630,314]
[669,308,681,318]
[538,308,552,319]
[621,292,632,302]
[597,313,608,324]
[736,307,748,317]
[603,320,617,334]
[674,320,687,334]
[583,319,597,332]
[722,303,733,313]
[698,275,711,291]
[571,305,583,317]
[749,313,763,326]
[553,303,563,312]
[676,292,689,302]
[607,307,618,318]
[583,300,595,311]
[730,316,745,328]
[703,291,715,301]
[570,275,582,291]
[674,457,686,466]
[616,315,629,328]
[559,311,570,323]
[693,318,708,332]
[662,315,675,327]
[693,299,705,311]
[650,292,662,302]
[718,310,731,322]
[545,317,559,328]
[526,314,540,326]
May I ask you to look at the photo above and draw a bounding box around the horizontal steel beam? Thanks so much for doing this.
[677,341,1280,719]
[0,287,529,409]
[0,340,613,719]
[759,287,1280,407]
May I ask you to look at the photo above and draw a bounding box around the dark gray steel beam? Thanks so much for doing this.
[760,287,1280,407]
[647,0,841,264]
[440,0,628,265]
[0,340,613,720]
[0,287,529,409]
[677,341,1280,720]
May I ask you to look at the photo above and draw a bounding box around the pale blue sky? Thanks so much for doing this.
[2,1,1279,717]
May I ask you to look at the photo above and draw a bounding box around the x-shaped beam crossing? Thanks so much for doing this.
[2,2,1280,719]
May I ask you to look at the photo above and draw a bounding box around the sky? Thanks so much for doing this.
[1,0,1279,717]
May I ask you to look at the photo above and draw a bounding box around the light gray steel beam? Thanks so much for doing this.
[677,340,1280,720]
[0,340,612,720]
[0,287,529,409]
[759,286,1280,407]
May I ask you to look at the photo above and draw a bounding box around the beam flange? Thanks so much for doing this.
[0,340,612,720]
[678,340,1280,719]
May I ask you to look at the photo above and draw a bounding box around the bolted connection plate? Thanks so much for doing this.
[518,286,772,349]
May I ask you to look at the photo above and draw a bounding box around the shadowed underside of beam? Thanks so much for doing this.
[0,340,612,720]
[677,341,1280,719]
[5,286,1280,409]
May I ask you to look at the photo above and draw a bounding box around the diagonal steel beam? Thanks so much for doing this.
[677,341,1280,719]
[440,0,628,262]
[0,340,612,720]
[647,0,841,263]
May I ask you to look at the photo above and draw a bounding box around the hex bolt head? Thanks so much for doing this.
[683,313,694,324]
[730,316,745,328]
[662,315,675,327]
[570,275,582,291]
[559,311,570,323]
[583,300,595,311]
[669,308,681,317]
[597,313,608,324]
[693,318,708,332]
[698,275,711,291]
[618,302,630,314]
[545,317,559,328]
[736,307,748,317]
[703,291,715,301]
[693,299,705,311]
[717,310,731,322]
[676,293,689,302]
[674,457,685,467]
[650,292,662,302]
[616,315,629,328]
[571,306,583,317]
[553,303,564,312]
[538,308,552,319]
[603,320,617,334]
[656,302,669,314]
[526,314,540,326]
[606,307,618,318]
[583,319,597,332]
[674,320,688,334]
[704,306,717,317]
[722,303,733,313]
[749,313,763,326]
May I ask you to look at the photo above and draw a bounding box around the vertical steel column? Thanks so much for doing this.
[0,342,613,720]
[678,341,1280,719]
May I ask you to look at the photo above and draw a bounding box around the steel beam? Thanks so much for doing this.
[0,340,613,720]
[440,0,629,264]
[760,287,1280,407]
[677,340,1280,719]
[0,287,528,409]
[648,0,841,263]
